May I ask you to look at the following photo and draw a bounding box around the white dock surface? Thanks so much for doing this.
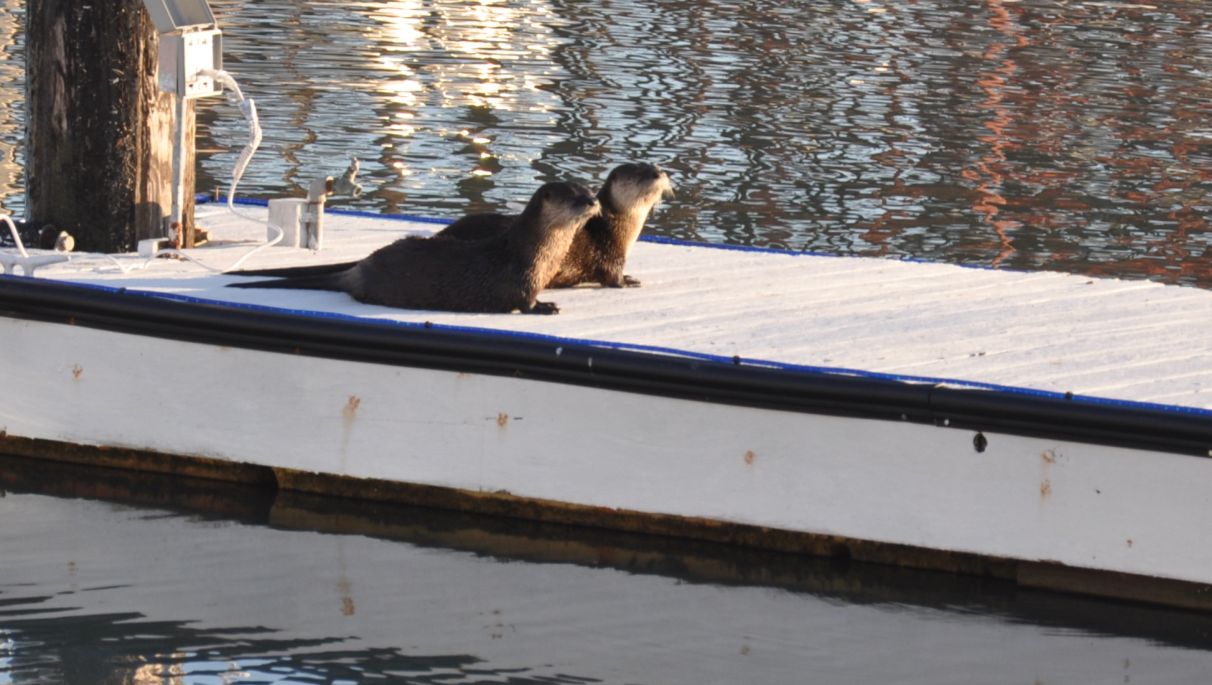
[38,203,1212,411]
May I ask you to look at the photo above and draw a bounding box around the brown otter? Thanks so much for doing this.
[434,163,672,288]
[228,181,599,314]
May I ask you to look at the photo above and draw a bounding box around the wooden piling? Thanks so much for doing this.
[24,0,195,253]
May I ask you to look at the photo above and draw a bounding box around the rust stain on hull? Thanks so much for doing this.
[343,395,362,420]
[2,434,1211,612]
[339,396,362,472]
[337,576,356,617]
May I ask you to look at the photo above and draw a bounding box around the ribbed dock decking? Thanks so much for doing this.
[39,202,1212,412]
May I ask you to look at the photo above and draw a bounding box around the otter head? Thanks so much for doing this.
[526,181,601,236]
[600,163,674,217]
[513,181,601,288]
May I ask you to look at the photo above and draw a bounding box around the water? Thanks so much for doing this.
[5,6,1212,679]
[2,1,1212,285]
[4,454,1212,685]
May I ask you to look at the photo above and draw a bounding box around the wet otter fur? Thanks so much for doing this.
[435,163,672,288]
[228,182,599,314]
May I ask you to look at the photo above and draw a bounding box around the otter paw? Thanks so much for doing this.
[529,301,560,315]
[622,275,642,287]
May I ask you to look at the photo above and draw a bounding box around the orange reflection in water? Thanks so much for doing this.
[961,0,1027,268]
[0,5,20,213]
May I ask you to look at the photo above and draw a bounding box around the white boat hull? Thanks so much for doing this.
[4,311,1212,607]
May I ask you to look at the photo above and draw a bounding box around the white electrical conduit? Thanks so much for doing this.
[94,68,281,276]
[2,214,28,258]
[146,68,282,273]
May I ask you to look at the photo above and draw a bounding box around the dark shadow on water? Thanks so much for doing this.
[0,455,614,685]
[1,605,578,685]
[3,450,1212,685]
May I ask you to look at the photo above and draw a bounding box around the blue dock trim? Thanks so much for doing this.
[3,275,1210,457]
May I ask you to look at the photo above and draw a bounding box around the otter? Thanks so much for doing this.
[231,164,672,287]
[228,181,599,314]
[435,163,672,288]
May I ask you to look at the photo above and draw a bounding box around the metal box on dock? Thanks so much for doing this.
[143,0,217,34]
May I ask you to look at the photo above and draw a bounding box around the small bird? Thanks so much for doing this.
[333,157,364,197]
[54,231,75,253]
[37,225,75,252]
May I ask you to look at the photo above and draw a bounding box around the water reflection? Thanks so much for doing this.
[5,453,1212,684]
[2,0,1212,286]
[0,1,22,216]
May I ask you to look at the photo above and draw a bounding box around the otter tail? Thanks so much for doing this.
[227,261,358,278]
[228,271,348,292]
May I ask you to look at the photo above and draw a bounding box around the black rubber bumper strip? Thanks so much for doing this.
[1,276,1210,457]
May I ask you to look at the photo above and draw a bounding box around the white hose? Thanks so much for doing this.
[212,69,285,271]
[126,68,281,274]
[202,68,263,219]
[1,214,28,258]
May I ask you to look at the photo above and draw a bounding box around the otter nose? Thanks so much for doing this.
[574,193,597,208]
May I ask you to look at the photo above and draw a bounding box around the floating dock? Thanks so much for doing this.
[2,201,1211,609]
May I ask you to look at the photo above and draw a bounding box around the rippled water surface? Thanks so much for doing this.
[5,457,1212,684]
[2,0,1212,286]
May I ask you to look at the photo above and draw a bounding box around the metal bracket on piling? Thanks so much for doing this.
[142,0,225,246]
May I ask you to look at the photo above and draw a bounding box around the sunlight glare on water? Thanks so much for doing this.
[1,0,1212,286]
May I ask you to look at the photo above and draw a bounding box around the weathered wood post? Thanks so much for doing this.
[25,0,194,254]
